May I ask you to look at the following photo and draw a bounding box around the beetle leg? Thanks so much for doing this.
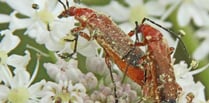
[128,21,147,47]
[71,26,91,40]
[169,47,175,55]
[71,26,84,34]
[59,26,91,59]
[59,32,79,59]
[127,30,135,37]
[121,64,130,84]
[105,54,118,103]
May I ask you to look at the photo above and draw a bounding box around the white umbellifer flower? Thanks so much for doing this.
[174,61,209,102]
[0,50,45,103]
[86,56,109,76]
[91,82,139,103]
[0,29,20,82]
[127,0,166,23]
[44,55,83,82]
[116,83,138,103]
[4,0,99,56]
[40,80,87,103]
[193,28,209,60]
[176,0,209,27]
[0,30,20,55]
[79,72,98,90]
[90,0,172,31]
[4,0,77,51]
[91,0,166,23]
[6,51,31,70]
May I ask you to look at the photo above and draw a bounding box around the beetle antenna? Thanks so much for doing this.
[66,0,70,9]
[135,21,140,43]
[58,0,67,11]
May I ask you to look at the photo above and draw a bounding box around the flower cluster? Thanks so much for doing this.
[0,0,209,103]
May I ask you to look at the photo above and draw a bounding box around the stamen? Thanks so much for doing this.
[27,54,40,87]
[26,44,49,57]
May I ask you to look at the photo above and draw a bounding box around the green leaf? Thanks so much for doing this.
[115,0,129,7]
[81,0,111,6]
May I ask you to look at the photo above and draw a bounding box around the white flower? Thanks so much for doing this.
[0,29,20,66]
[176,0,209,27]
[90,85,114,102]
[4,0,77,51]
[116,83,138,103]
[79,72,98,90]
[6,51,31,70]
[40,80,87,103]
[44,55,83,82]
[91,0,166,23]
[0,51,45,103]
[174,61,209,102]
[127,0,166,23]
[90,1,129,22]
[86,56,109,76]
[193,27,209,60]
[90,75,139,103]
[0,30,20,53]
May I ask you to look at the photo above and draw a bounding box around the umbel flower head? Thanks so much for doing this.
[0,50,45,103]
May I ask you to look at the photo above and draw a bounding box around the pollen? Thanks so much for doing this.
[146,36,152,40]
[8,87,30,103]
[55,92,71,102]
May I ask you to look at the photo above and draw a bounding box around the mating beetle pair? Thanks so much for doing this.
[58,0,189,102]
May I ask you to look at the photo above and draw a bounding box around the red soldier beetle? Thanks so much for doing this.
[57,0,190,102]
[58,0,146,102]
[132,18,190,102]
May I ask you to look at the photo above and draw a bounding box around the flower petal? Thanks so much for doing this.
[9,11,32,31]
[146,1,165,16]
[92,1,129,22]
[86,56,109,76]
[6,0,34,16]
[0,65,13,86]
[0,30,20,52]
[193,41,209,60]
[189,6,209,26]
[177,3,192,26]
[7,51,31,69]
[29,80,46,97]
[0,85,10,101]
[24,20,52,44]
[34,0,58,11]
[194,0,209,10]
[11,69,30,88]
[0,14,10,23]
